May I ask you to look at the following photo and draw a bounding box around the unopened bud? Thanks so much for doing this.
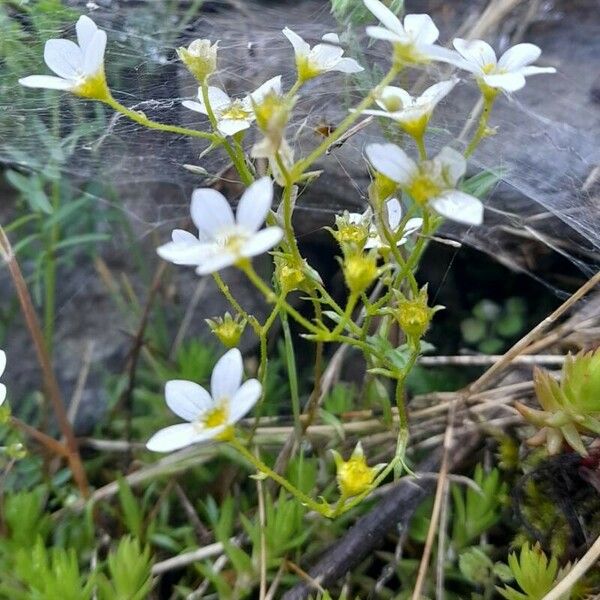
[177,39,218,83]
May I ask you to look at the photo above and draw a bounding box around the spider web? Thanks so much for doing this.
[0,0,598,330]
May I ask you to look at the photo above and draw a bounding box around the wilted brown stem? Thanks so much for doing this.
[0,227,89,498]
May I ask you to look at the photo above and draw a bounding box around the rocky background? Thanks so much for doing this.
[0,0,598,430]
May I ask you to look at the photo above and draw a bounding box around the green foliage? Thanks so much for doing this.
[331,0,404,25]
[497,543,570,600]
[452,465,507,550]
[2,538,95,600]
[461,297,527,354]
[96,537,154,600]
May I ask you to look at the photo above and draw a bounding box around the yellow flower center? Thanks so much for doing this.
[481,63,497,75]
[219,101,251,121]
[400,114,429,139]
[338,224,367,245]
[408,174,441,205]
[74,69,110,101]
[202,403,229,429]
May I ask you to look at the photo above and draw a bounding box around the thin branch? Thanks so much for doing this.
[0,226,89,497]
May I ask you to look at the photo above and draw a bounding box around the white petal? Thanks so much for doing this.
[0,384,5,406]
[217,119,251,137]
[229,379,261,423]
[378,85,412,110]
[452,38,496,71]
[239,227,283,258]
[83,30,107,76]
[419,78,457,107]
[282,27,310,58]
[249,76,282,105]
[436,146,466,185]
[236,177,273,233]
[0,350,5,378]
[386,197,402,230]
[182,100,208,115]
[19,75,73,90]
[403,217,423,235]
[190,188,235,239]
[44,39,83,79]
[195,251,237,275]
[363,0,405,35]
[482,72,526,92]
[310,43,344,70]
[156,239,210,266]
[403,14,439,45]
[430,191,483,225]
[322,33,339,44]
[365,143,417,187]
[172,229,198,244]
[146,423,215,452]
[361,109,399,120]
[76,16,98,49]
[205,86,232,110]
[518,65,556,76]
[420,44,469,69]
[497,43,541,71]
[165,380,214,421]
[331,57,363,73]
[211,348,243,402]
[365,26,404,43]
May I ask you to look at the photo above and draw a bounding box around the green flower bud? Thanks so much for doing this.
[343,251,378,294]
[205,312,246,349]
[329,210,370,254]
[177,39,218,83]
[331,442,384,498]
[393,285,442,342]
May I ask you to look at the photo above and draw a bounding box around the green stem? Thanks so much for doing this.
[200,83,254,186]
[104,95,216,142]
[290,64,401,180]
[464,91,497,158]
[212,273,260,335]
[229,437,332,516]
[281,311,301,439]
[415,133,427,161]
[240,262,321,335]
[330,292,358,338]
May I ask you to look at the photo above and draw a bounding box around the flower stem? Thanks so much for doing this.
[200,83,254,186]
[290,64,401,180]
[229,437,332,516]
[239,262,321,335]
[104,95,217,142]
[464,92,497,158]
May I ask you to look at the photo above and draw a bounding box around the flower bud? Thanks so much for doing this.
[253,91,292,145]
[331,442,383,498]
[393,285,441,342]
[275,255,306,293]
[329,210,370,253]
[177,39,218,83]
[205,312,246,348]
[368,172,397,206]
[343,252,378,294]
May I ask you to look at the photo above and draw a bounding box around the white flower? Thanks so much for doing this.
[363,0,461,66]
[361,79,457,134]
[282,28,363,81]
[0,350,6,406]
[19,16,108,99]
[451,39,556,92]
[183,76,282,137]
[349,198,423,249]
[147,348,260,452]
[366,144,484,225]
[177,38,218,82]
[157,177,283,275]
